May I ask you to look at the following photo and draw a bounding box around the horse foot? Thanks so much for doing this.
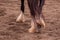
[36,17,46,28]
[16,11,25,23]
[40,17,45,28]
[28,27,39,33]
[28,28,36,33]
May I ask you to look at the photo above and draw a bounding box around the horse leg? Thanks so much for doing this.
[16,0,25,22]
[27,0,39,33]
[35,0,45,28]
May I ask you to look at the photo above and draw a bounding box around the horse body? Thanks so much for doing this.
[16,0,45,33]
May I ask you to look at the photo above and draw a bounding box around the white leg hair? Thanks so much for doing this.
[28,18,38,33]
[16,11,25,22]
[35,14,46,28]
[40,16,45,28]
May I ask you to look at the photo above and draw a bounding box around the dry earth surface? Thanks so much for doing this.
[0,0,60,40]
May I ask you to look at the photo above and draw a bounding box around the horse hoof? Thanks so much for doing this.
[28,28,39,33]
[28,28,36,33]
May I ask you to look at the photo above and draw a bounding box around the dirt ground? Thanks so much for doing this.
[0,0,60,40]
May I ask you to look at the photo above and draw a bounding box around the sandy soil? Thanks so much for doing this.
[0,0,60,40]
